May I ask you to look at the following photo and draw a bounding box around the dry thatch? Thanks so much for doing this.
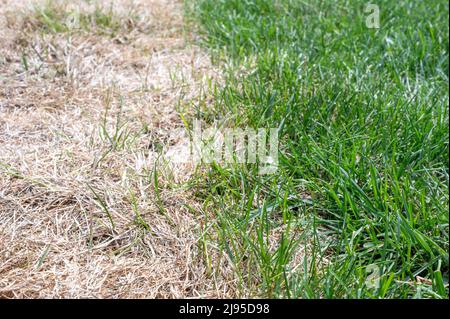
[0,0,233,298]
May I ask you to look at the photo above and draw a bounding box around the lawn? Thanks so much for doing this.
[0,0,447,299]
[185,0,449,298]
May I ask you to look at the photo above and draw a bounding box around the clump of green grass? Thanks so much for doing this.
[187,0,449,298]
[26,0,138,37]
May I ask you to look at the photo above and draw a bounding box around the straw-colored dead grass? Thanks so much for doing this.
[0,0,233,298]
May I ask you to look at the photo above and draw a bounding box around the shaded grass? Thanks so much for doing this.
[187,0,449,298]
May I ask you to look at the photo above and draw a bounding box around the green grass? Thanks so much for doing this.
[28,0,139,37]
[186,0,449,298]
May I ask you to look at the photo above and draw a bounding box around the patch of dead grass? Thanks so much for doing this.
[0,0,232,298]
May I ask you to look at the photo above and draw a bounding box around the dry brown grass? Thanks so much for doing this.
[0,0,233,298]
